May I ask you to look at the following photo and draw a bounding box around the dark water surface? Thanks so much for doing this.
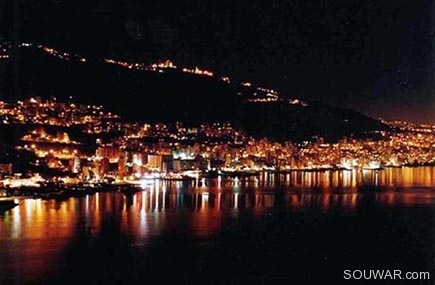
[1,168,435,284]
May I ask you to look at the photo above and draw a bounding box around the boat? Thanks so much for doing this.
[40,190,70,201]
[118,185,143,195]
[361,161,383,171]
[160,175,196,181]
[0,198,19,212]
[63,183,97,197]
[220,170,260,177]
[361,166,384,171]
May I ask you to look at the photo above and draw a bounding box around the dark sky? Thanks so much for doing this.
[1,0,434,123]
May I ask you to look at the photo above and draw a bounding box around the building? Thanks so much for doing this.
[147,154,162,171]
[118,151,128,176]
[69,156,81,173]
[0,163,13,175]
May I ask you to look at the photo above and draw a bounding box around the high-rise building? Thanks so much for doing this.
[147,154,162,171]
[118,151,128,176]
[100,157,110,175]
[70,156,81,173]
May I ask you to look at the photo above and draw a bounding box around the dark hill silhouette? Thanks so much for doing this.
[4,45,387,142]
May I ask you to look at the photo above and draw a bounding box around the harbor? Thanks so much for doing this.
[1,166,435,203]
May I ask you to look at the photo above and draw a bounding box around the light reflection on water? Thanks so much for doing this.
[0,167,435,284]
[2,182,435,243]
[2,168,435,241]
[212,166,435,189]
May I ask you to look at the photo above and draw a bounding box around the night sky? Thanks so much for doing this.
[1,0,434,123]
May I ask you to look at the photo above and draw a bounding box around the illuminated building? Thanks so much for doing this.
[69,156,81,173]
[0,163,13,175]
[118,152,128,177]
[147,154,163,171]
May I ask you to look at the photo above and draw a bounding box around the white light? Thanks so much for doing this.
[140,179,154,189]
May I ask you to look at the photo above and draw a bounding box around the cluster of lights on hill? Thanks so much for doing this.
[1,41,308,107]
[13,42,88,63]
[1,95,435,183]
[102,57,218,79]
[0,42,10,59]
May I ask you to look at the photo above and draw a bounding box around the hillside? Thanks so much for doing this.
[1,44,387,142]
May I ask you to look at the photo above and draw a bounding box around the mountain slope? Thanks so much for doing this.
[2,45,387,142]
